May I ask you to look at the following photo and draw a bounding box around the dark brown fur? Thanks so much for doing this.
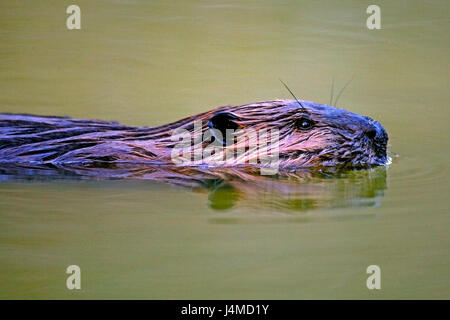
[0,99,388,168]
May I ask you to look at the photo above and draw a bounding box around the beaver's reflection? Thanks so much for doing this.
[0,163,387,212]
[203,167,387,212]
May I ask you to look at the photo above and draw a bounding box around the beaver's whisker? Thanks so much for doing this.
[279,79,308,113]
[333,75,354,107]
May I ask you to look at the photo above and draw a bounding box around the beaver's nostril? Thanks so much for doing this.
[365,128,377,140]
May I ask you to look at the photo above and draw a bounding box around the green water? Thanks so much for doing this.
[0,0,449,299]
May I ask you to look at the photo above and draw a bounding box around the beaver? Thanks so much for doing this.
[0,99,388,170]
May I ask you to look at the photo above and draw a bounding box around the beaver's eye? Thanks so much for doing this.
[296,117,314,130]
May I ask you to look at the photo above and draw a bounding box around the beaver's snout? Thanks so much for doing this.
[323,110,389,167]
[362,117,387,143]
[361,117,388,156]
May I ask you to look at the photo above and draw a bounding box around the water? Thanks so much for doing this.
[0,0,449,299]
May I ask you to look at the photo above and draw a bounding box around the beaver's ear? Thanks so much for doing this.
[208,112,241,146]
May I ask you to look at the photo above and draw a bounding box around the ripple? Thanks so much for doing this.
[388,154,448,189]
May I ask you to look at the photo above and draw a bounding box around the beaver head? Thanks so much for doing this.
[167,100,389,169]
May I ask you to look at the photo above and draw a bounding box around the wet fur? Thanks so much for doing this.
[0,100,388,168]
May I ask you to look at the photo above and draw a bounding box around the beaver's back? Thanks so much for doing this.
[0,114,157,164]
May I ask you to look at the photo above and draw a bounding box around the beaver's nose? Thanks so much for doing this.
[362,118,388,145]
[364,127,377,140]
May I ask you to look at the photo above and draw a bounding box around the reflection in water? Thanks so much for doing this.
[0,163,387,213]
[203,166,387,212]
